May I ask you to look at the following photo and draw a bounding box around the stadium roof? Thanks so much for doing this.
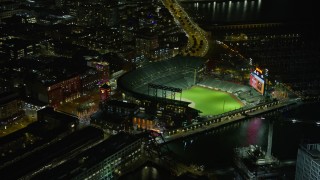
[118,56,207,100]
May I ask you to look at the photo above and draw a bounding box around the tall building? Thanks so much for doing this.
[87,60,110,84]
[2,39,36,60]
[27,132,143,180]
[135,28,159,61]
[26,74,81,108]
[79,68,100,95]
[99,83,111,101]
[55,0,64,7]
[295,143,320,180]
[0,0,24,21]
[0,91,23,125]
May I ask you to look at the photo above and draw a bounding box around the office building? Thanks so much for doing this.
[295,143,320,180]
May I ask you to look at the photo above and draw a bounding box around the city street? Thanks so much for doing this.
[162,0,209,57]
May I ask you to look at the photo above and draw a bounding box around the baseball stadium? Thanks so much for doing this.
[117,56,264,118]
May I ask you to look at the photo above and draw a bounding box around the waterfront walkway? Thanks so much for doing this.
[164,115,246,143]
[162,99,298,144]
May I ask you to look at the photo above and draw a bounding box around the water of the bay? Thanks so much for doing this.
[180,0,317,24]
[122,102,320,179]
[167,102,320,170]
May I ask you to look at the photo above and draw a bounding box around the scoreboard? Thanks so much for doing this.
[249,67,267,95]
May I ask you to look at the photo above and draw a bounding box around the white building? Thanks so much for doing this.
[295,143,320,180]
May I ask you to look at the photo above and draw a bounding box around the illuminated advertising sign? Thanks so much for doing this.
[250,73,265,94]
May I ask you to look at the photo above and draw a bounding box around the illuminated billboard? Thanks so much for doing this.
[249,67,267,95]
[250,73,265,94]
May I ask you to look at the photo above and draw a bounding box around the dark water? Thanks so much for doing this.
[124,103,320,179]
[180,0,318,24]
[167,102,320,170]
[119,162,174,180]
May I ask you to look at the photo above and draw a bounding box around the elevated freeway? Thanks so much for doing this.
[162,0,209,57]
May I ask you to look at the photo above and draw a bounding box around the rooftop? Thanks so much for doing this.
[0,91,20,105]
[32,132,142,179]
[0,126,104,180]
[301,143,320,159]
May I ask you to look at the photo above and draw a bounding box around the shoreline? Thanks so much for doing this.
[161,100,297,144]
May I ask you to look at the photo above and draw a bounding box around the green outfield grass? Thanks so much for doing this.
[179,86,243,116]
